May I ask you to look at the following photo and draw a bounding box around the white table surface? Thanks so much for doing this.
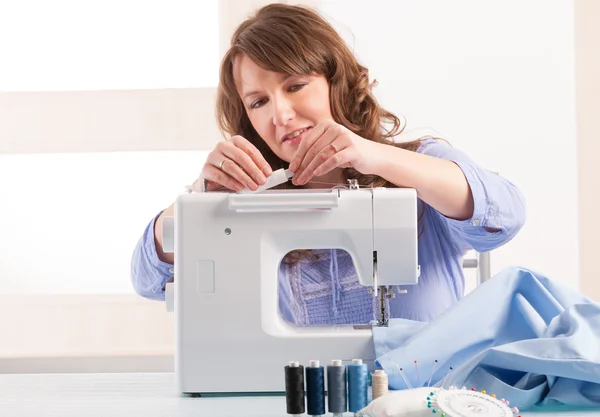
[0,372,599,417]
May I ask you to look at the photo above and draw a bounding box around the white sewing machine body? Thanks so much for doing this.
[163,186,419,395]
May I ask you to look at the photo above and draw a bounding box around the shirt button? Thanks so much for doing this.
[472,219,480,226]
[169,267,174,274]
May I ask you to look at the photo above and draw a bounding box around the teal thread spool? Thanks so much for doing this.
[347,359,368,413]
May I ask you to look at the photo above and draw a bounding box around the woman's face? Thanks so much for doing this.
[233,54,334,162]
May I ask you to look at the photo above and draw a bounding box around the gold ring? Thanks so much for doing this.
[329,143,339,153]
[219,159,226,170]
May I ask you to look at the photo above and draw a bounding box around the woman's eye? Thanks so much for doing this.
[249,84,305,109]
[250,99,267,109]
[288,83,306,92]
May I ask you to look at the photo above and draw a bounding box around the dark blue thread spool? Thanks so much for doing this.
[305,360,325,416]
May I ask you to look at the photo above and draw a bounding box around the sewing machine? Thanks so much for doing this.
[161,178,419,395]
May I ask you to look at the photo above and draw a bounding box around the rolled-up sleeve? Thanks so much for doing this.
[130,211,173,301]
[418,138,526,253]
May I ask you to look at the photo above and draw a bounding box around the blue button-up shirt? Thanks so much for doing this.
[130,138,525,323]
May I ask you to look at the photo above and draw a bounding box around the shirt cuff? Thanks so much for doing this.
[142,211,175,294]
[442,158,504,237]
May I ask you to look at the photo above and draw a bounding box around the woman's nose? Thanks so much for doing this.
[272,96,295,126]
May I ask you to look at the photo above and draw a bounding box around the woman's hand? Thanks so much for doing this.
[288,121,381,186]
[199,135,273,191]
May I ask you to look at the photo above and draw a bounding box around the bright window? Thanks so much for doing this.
[0,151,208,294]
[0,0,219,91]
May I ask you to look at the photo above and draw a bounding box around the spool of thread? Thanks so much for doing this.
[284,361,305,416]
[347,359,368,412]
[371,369,389,400]
[327,359,347,416]
[305,360,325,416]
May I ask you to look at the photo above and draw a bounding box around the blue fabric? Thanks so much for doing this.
[129,211,173,301]
[130,138,526,323]
[373,266,600,410]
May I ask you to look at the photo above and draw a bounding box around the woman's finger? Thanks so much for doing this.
[294,139,347,185]
[293,125,341,184]
[218,155,261,191]
[218,142,265,189]
[229,135,273,178]
[201,164,244,191]
[210,142,257,190]
[312,147,354,180]
[289,123,329,173]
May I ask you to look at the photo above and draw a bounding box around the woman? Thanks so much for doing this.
[130,3,525,323]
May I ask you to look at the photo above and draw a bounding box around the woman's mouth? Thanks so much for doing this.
[282,127,312,146]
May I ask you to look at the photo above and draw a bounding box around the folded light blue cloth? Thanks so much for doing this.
[373,266,600,410]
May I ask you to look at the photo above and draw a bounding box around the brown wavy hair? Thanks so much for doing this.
[215,3,427,260]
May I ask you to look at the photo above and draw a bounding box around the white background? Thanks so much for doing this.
[0,0,577,295]
[0,0,219,91]
[0,0,584,373]
[317,0,578,290]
